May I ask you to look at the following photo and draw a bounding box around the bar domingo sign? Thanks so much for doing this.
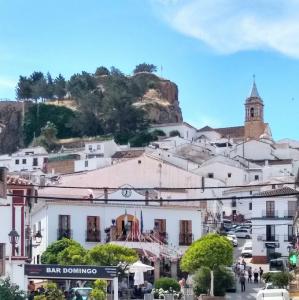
[25,264,118,280]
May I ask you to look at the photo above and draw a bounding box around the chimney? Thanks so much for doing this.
[0,167,7,199]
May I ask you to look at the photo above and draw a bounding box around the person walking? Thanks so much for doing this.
[259,267,264,282]
[247,266,252,283]
[239,273,246,292]
[253,268,259,283]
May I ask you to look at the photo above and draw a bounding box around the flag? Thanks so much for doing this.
[140,210,144,234]
[132,212,139,240]
[124,209,128,228]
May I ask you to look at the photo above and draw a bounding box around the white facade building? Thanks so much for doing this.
[251,186,297,263]
[0,147,48,173]
[149,122,197,141]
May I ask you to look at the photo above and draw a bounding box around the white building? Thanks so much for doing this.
[0,146,48,173]
[0,169,35,290]
[149,122,197,141]
[251,186,297,263]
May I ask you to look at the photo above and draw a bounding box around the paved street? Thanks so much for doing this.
[226,238,265,299]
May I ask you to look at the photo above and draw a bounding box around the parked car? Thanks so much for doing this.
[227,234,238,247]
[70,287,92,300]
[256,289,289,300]
[241,244,253,257]
[234,228,251,239]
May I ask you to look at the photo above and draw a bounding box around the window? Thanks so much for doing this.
[33,158,38,166]
[22,159,26,164]
[97,145,101,150]
[250,107,254,118]
[249,202,252,211]
[15,159,19,165]
[288,225,294,242]
[85,160,88,168]
[232,198,237,207]
[0,243,5,276]
[228,173,232,178]
[154,219,166,233]
[266,225,275,241]
[88,145,92,151]
[266,201,275,217]
[288,201,296,217]
[254,175,259,181]
[86,216,100,242]
[208,173,214,178]
[179,220,192,246]
[58,215,71,239]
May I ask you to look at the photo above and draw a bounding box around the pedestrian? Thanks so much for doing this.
[239,272,246,292]
[259,267,264,282]
[253,268,259,283]
[247,266,252,283]
[179,278,186,291]
[242,258,246,269]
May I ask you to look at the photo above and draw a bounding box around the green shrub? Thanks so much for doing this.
[193,266,234,297]
[262,272,293,288]
[90,279,107,300]
[154,277,180,292]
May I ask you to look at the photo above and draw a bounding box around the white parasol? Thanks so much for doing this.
[129,261,154,286]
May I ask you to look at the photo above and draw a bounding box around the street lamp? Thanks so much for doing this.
[8,229,20,245]
[33,230,42,247]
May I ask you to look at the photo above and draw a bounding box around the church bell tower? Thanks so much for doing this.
[244,78,266,139]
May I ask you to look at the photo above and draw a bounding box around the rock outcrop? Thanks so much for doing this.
[133,73,183,123]
[0,101,25,154]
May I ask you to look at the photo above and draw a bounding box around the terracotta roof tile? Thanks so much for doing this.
[257,186,298,197]
[111,150,145,159]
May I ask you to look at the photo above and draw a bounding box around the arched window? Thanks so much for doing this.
[250,107,254,118]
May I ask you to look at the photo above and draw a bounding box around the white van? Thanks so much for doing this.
[256,289,289,300]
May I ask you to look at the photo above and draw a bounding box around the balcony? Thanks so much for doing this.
[284,235,295,242]
[262,234,279,242]
[179,233,194,246]
[284,211,296,219]
[261,210,279,218]
[57,228,72,240]
[86,230,101,242]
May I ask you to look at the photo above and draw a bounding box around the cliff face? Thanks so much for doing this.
[133,74,183,124]
[0,101,24,154]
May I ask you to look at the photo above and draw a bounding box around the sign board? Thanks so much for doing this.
[265,242,279,248]
[24,264,118,280]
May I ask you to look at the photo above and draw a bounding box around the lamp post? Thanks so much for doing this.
[8,229,20,256]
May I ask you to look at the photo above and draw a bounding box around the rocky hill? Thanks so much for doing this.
[0,70,183,153]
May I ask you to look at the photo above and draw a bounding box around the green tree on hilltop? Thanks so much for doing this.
[53,74,67,99]
[95,66,110,76]
[133,63,157,74]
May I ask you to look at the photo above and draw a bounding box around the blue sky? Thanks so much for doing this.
[0,0,299,140]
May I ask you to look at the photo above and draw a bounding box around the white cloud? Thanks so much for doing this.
[153,0,299,58]
[0,77,16,89]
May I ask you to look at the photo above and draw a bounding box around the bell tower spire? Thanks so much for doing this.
[244,76,266,139]
[245,75,264,122]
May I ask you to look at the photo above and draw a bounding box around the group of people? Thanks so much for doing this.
[234,260,264,292]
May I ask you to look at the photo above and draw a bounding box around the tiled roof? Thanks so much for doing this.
[257,186,298,197]
[197,126,214,132]
[7,175,32,186]
[111,150,145,159]
[214,126,245,138]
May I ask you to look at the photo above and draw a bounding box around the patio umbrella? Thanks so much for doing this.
[129,261,154,273]
[129,261,154,286]
[134,271,145,286]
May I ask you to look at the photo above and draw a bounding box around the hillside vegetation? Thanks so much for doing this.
[15,64,182,148]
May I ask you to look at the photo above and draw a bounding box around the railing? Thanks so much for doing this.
[262,210,279,218]
[86,230,101,242]
[262,234,279,242]
[57,229,72,240]
[179,233,194,246]
[284,210,296,219]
